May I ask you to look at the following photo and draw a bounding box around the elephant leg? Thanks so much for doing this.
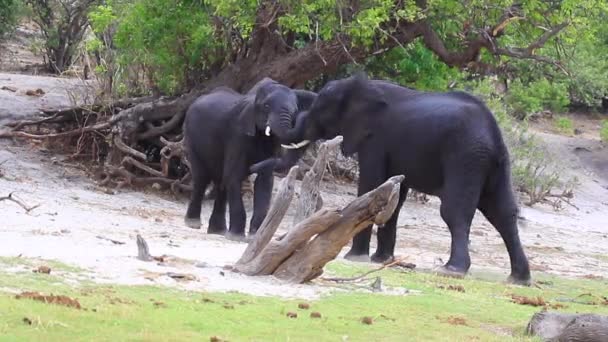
[478,172,531,285]
[226,180,247,242]
[371,185,408,263]
[207,185,227,235]
[437,170,484,278]
[185,155,209,229]
[344,149,387,263]
[249,171,274,236]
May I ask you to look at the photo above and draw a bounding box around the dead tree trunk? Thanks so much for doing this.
[292,136,343,225]
[234,142,404,283]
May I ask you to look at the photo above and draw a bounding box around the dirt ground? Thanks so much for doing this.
[1,28,607,299]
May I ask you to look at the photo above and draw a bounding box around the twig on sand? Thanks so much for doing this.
[320,257,410,283]
[0,192,40,213]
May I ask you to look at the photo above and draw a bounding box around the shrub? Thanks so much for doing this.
[0,0,20,38]
[506,78,570,119]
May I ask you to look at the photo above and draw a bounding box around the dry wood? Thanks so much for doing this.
[235,209,341,275]
[321,257,407,283]
[114,135,147,160]
[0,192,41,213]
[121,156,164,178]
[273,175,404,283]
[526,311,608,342]
[292,136,343,225]
[237,166,299,266]
[0,121,111,139]
[136,234,152,261]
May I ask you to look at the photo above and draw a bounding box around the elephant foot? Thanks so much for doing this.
[435,265,467,279]
[225,231,247,243]
[371,252,394,264]
[507,274,532,287]
[184,217,201,229]
[344,250,371,263]
[207,225,227,235]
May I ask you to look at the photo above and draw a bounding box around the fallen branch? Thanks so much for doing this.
[0,192,40,213]
[320,257,407,283]
[234,172,404,283]
[121,156,164,178]
[0,121,111,139]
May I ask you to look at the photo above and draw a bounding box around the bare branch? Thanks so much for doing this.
[0,192,41,213]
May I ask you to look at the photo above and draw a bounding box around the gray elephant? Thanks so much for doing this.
[256,73,531,285]
[183,78,315,241]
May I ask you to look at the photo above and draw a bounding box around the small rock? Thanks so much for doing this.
[34,266,51,274]
[310,312,322,318]
[361,316,374,325]
[298,303,310,310]
[574,128,583,135]
[286,312,298,318]
[151,183,162,190]
[154,218,162,223]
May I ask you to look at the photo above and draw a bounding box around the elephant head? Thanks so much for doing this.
[236,78,317,143]
[282,72,387,155]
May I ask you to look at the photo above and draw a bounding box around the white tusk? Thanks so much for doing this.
[265,126,271,136]
[281,140,310,150]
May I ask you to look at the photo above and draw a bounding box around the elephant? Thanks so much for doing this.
[183,78,316,241]
[259,73,531,285]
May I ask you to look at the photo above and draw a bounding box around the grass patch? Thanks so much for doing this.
[554,116,575,135]
[1,258,607,341]
[601,120,608,142]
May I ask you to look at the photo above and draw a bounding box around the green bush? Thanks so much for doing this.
[0,0,20,38]
[601,121,608,143]
[506,78,570,118]
[89,0,226,96]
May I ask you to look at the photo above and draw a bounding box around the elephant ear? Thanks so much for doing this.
[294,89,317,110]
[340,75,387,156]
[234,98,257,136]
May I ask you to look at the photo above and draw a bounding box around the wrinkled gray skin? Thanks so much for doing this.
[183,78,315,241]
[264,73,531,285]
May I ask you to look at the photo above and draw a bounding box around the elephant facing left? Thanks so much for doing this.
[183,78,316,241]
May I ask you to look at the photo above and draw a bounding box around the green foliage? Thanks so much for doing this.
[601,121,608,142]
[506,79,570,118]
[554,116,574,135]
[0,0,20,38]
[24,0,101,72]
[90,0,225,95]
[365,42,462,91]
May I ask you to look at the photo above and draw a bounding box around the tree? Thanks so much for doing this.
[0,0,20,39]
[25,0,100,73]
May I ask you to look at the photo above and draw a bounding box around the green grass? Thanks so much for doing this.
[554,116,575,135]
[1,257,607,341]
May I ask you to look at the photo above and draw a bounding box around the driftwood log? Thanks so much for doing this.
[526,311,608,342]
[234,137,404,283]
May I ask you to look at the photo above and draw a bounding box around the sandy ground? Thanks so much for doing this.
[1,29,607,299]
